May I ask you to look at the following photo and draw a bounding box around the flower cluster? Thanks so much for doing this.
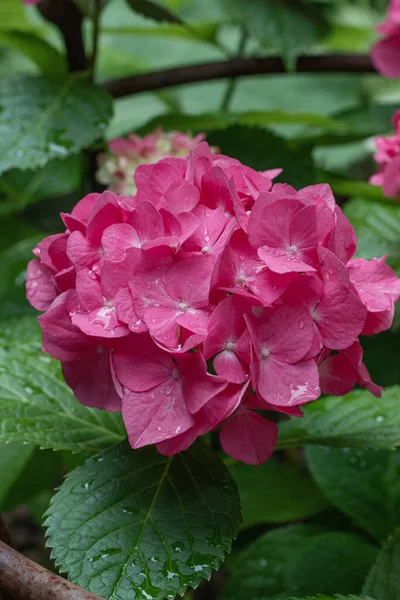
[26,142,400,464]
[370,110,400,199]
[371,0,400,78]
[97,129,213,196]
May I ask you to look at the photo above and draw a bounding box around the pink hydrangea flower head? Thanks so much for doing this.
[97,128,218,196]
[370,110,400,199]
[371,0,400,78]
[26,136,399,465]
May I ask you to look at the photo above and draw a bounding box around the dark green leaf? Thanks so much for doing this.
[278,387,400,450]
[0,31,66,75]
[220,525,377,600]
[125,0,183,24]
[0,75,113,175]
[2,447,62,511]
[206,126,315,189]
[362,330,400,388]
[46,440,241,600]
[344,199,400,272]
[306,446,400,542]
[0,154,85,213]
[363,528,400,599]
[0,441,34,507]
[0,317,126,452]
[282,596,374,600]
[230,456,329,527]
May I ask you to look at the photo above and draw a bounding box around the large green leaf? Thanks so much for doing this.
[206,126,315,189]
[0,441,35,507]
[344,199,400,271]
[277,387,400,450]
[46,440,241,600]
[0,31,66,75]
[363,528,400,599]
[220,525,377,600]
[0,0,32,30]
[0,317,126,452]
[306,446,400,542]
[282,597,374,600]
[0,75,113,175]
[230,456,329,527]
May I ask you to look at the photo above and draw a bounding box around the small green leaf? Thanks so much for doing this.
[278,387,400,450]
[306,446,400,542]
[0,441,35,508]
[101,22,219,44]
[220,525,377,600]
[344,199,400,271]
[0,317,126,452]
[0,75,113,175]
[125,0,183,24]
[230,456,329,527]
[0,31,66,75]
[46,440,241,600]
[363,528,400,599]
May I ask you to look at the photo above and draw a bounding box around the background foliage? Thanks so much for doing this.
[1,1,400,600]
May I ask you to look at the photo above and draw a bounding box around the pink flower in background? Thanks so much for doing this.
[96,128,217,196]
[371,0,400,78]
[370,110,400,199]
[27,138,400,465]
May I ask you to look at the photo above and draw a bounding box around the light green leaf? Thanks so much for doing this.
[0,75,113,175]
[0,31,66,75]
[0,317,126,452]
[363,528,400,599]
[126,0,183,24]
[306,446,400,542]
[344,199,400,271]
[230,456,329,527]
[0,0,32,30]
[46,440,241,600]
[278,387,400,450]
[220,525,377,600]
[101,22,219,44]
[0,441,35,507]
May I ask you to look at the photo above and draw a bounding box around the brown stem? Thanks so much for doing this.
[38,0,87,72]
[104,54,375,98]
[0,540,105,600]
[0,515,13,549]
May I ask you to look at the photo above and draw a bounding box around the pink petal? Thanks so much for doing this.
[86,191,122,245]
[113,334,174,392]
[348,256,400,312]
[62,348,122,412]
[362,307,395,335]
[328,206,357,264]
[319,353,357,396]
[315,281,367,350]
[26,260,57,311]
[127,200,164,243]
[163,182,199,213]
[102,223,140,261]
[180,351,227,414]
[220,409,278,465]
[372,34,400,78]
[67,231,102,271]
[255,355,320,406]
[383,154,400,198]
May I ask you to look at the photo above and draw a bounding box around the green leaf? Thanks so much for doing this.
[282,596,374,600]
[2,447,62,512]
[362,330,400,388]
[219,0,324,66]
[344,199,400,271]
[0,317,126,452]
[0,154,85,213]
[220,525,377,600]
[206,126,315,189]
[101,22,219,44]
[0,31,66,75]
[230,456,329,527]
[0,441,35,507]
[125,0,183,24]
[306,446,400,542]
[278,387,400,450]
[0,0,32,30]
[46,440,241,600]
[0,75,113,175]
[363,528,400,599]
